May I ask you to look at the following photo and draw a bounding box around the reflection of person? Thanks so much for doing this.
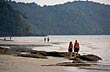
[68,41,73,59]
[74,40,80,57]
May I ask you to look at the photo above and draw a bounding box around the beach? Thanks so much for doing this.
[0,55,72,72]
[0,35,110,72]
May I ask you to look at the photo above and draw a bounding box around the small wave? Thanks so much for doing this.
[0,46,10,49]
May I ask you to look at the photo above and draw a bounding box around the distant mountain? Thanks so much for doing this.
[0,0,31,36]
[1,1,110,36]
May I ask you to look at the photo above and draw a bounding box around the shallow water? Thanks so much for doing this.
[0,35,110,72]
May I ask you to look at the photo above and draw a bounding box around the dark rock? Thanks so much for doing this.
[17,53,47,59]
[47,51,67,57]
[30,50,38,54]
[42,62,90,67]
[25,50,48,56]
[78,54,102,62]
[15,50,102,62]
[72,58,85,63]
[0,47,16,55]
[56,62,90,66]
[12,48,32,52]
[37,51,48,56]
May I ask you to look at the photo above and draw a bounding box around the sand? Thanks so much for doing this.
[0,40,50,46]
[0,40,71,72]
[0,36,110,72]
[0,55,71,72]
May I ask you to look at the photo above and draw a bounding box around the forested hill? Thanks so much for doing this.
[0,0,31,36]
[1,1,110,36]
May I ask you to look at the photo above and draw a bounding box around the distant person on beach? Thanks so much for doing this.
[10,37,12,40]
[74,40,80,57]
[68,41,73,59]
[44,37,46,42]
[47,37,50,42]
[4,37,6,41]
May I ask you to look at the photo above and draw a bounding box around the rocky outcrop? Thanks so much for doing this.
[42,58,91,67]
[46,51,67,57]
[0,47,102,66]
[56,62,90,66]
[78,54,102,62]
[17,53,47,59]
[30,50,48,56]
[72,58,84,63]
[0,47,16,55]
[53,55,102,66]
[42,62,90,66]
[16,51,67,59]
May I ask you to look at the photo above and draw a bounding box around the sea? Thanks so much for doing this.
[0,35,110,72]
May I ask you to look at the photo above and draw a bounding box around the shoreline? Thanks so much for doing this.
[0,38,110,72]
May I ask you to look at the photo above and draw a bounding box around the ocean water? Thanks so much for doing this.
[0,35,110,72]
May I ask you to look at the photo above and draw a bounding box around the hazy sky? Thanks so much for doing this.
[15,0,110,6]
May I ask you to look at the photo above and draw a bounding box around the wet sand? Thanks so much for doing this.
[0,55,71,72]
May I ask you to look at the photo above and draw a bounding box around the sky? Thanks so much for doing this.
[15,0,110,6]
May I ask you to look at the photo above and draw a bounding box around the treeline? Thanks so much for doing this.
[0,1,110,36]
[10,1,110,35]
[0,0,31,36]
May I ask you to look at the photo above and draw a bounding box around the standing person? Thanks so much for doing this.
[47,37,50,43]
[4,37,6,41]
[74,40,80,57]
[10,37,12,41]
[68,41,73,59]
[44,37,46,42]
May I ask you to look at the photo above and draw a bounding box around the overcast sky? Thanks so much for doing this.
[15,0,110,6]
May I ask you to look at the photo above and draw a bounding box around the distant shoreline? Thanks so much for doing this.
[0,34,110,37]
